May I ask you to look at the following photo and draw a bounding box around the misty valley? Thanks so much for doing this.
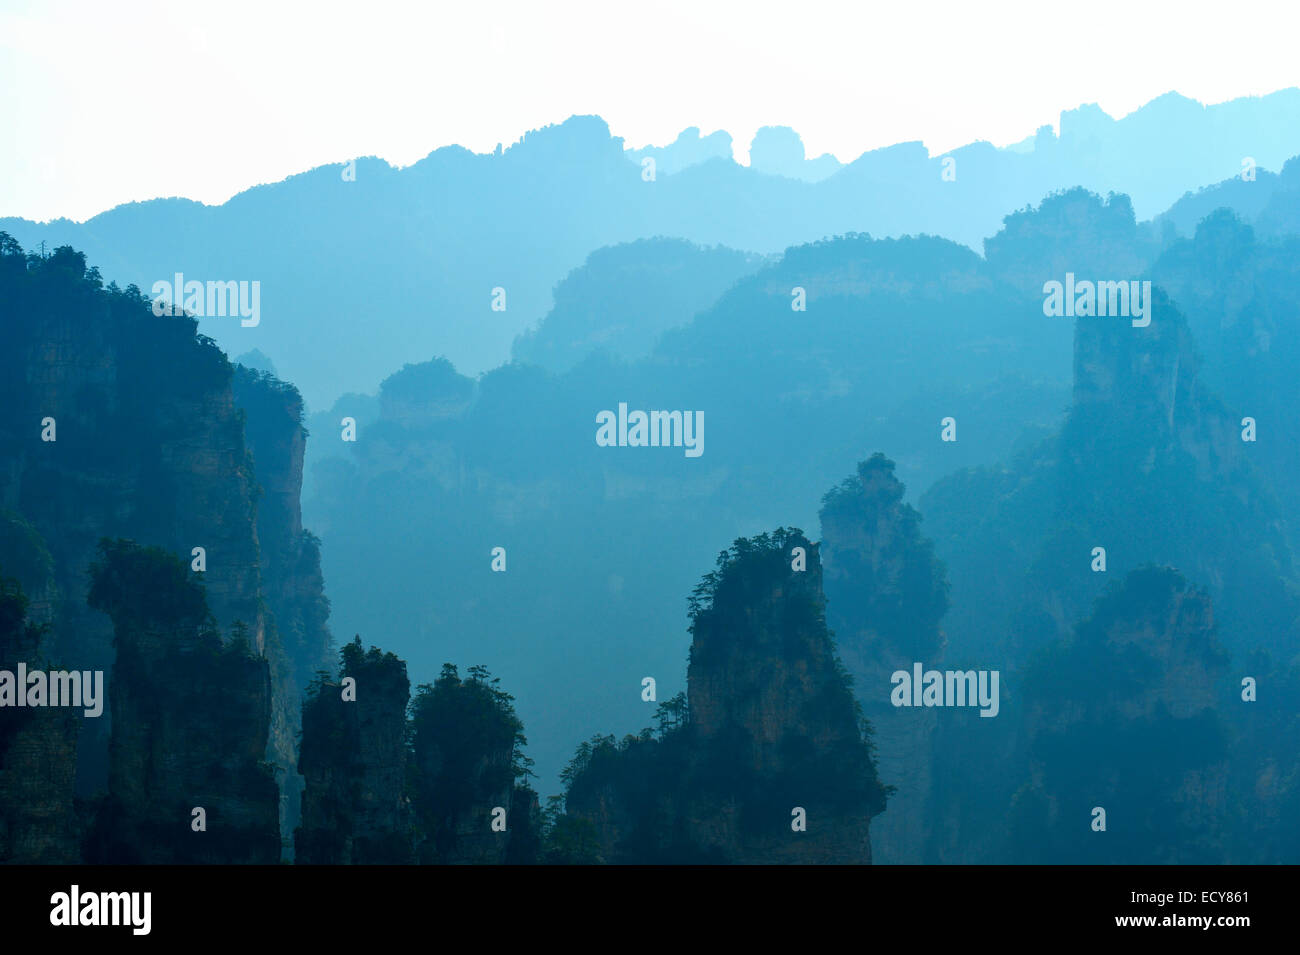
[3,93,1300,869]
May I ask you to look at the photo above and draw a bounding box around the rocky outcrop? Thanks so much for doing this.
[0,577,80,863]
[984,188,1158,296]
[409,664,525,864]
[296,637,413,864]
[565,529,888,863]
[295,647,538,865]
[0,243,267,799]
[377,358,474,430]
[923,280,1297,667]
[84,539,280,864]
[1149,210,1300,561]
[819,454,949,863]
[1055,286,1296,655]
[0,240,333,860]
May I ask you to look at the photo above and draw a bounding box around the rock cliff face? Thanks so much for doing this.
[0,244,266,799]
[0,577,79,863]
[1069,288,1237,483]
[565,529,888,863]
[984,188,1157,296]
[296,638,413,864]
[84,540,280,864]
[232,366,333,849]
[819,454,949,863]
[409,664,524,864]
[923,282,1297,667]
[295,646,539,865]
[0,240,330,859]
[1150,212,1300,559]
[1054,287,1297,656]
[1010,566,1231,863]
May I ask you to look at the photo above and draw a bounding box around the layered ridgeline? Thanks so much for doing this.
[822,348,1299,864]
[914,209,1300,862]
[557,529,888,864]
[6,92,1300,407]
[511,238,766,373]
[308,182,1299,816]
[921,272,1297,665]
[303,186,1214,790]
[1149,208,1300,559]
[0,237,556,864]
[6,146,1299,865]
[1156,154,1300,240]
[0,236,331,857]
[306,224,1076,790]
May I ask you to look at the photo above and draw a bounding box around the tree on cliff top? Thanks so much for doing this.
[408,662,531,861]
[87,538,215,638]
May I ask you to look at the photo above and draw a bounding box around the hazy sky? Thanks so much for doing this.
[3,0,1298,222]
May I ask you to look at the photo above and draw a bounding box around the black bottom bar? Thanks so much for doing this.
[2,864,1284,941]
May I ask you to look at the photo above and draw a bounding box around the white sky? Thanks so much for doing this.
[2,0,1298,222]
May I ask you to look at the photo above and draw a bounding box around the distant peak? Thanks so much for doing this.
[750,125,806,165]
[507,115,621,157]
[1140,90,1202,110]
[747,125,842,181]
[625,126,734,176]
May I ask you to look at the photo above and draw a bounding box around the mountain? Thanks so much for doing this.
[625,126,734,176]
[7,77,1300,865]
[6,91,1300,408]
[511,237,765,372]
[1150,209,1300,557]
[0,571,79,863]
[1155,155,1300,238]
[819,454,949,863]
[303,223,1076,790]
[910,200,1300,862]
[84,540,280,864]
[561,529,887,863]
[296,639,539,864]
[1007,567,1232,864]
[921,290,1297,665]
[0,236,331,857]
[747,126,843,182]
[296,638,413,864]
